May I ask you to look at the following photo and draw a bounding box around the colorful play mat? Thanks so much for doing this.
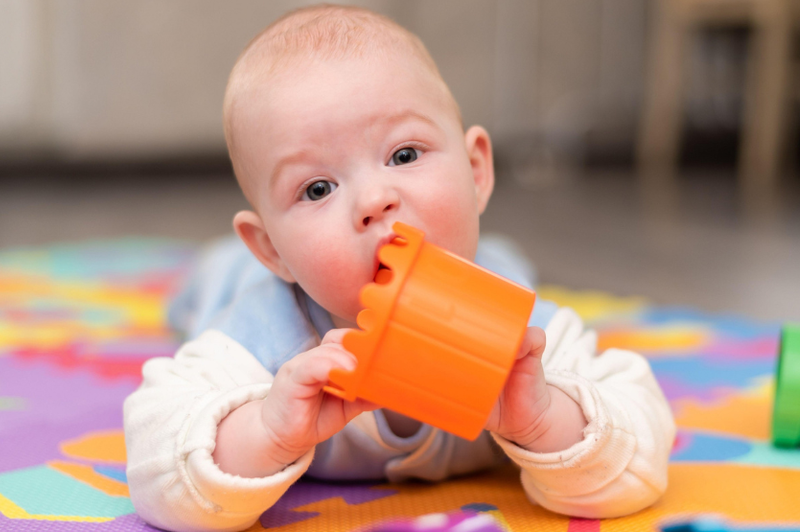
[1,238,798,532]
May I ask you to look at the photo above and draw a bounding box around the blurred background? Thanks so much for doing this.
[0,0,798,321]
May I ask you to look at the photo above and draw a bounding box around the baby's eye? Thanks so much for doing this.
[389,147,420,166]
[303,180,337,201]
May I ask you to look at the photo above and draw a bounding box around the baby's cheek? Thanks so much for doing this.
[424,201,480,257]
[299,261,364,320]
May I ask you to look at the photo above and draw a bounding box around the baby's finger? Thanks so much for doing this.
[320,328,351,345]
[516,326,546,360]
[355,398,380,411]
[327,396,381,426]
[285,345,357,388]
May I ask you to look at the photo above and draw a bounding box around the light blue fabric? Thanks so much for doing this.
[168,233,558,376]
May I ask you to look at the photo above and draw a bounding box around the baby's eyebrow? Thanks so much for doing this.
[269,149,314,191]
[379,109,437,129]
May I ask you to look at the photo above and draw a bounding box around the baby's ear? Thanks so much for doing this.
[233,211,296,283]
[464,125,495,214]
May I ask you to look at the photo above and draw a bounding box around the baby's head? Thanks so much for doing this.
[225,4,495,326]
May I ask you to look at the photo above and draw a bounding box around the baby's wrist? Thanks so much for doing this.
[511,385,587,453]
[259,416,313,469]
[213,400,311,478]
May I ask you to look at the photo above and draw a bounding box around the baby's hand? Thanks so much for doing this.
[485,327,586,452]
[260,328,377,466]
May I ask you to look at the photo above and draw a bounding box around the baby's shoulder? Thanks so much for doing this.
[205,276,319,375]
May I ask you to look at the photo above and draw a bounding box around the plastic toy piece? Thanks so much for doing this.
[662,515,800,532]
[323,222,536,441]
[367,510,505,532]
[772,323,800,447]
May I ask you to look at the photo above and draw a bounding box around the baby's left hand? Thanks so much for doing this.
[484,326,549,448]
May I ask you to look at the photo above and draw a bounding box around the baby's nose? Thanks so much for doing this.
[361,201,396,227]
[357,187,399,228]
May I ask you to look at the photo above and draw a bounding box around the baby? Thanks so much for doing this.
[123,5,676,532]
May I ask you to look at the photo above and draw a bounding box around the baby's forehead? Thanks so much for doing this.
[229,42,458,141]
[236,39,438,107]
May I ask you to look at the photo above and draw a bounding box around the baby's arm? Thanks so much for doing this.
[489,307,676,518]
[123,329,372,532]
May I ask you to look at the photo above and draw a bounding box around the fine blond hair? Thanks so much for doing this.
[223,4,460,201]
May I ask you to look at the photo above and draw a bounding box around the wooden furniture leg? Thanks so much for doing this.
[739,0,792,187]
[638,0,687,179]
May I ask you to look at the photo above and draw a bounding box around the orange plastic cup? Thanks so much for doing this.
[324,222,536,440]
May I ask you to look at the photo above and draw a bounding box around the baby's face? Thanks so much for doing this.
[233,52,492,324]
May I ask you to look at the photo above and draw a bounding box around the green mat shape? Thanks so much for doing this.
[0,465,135,518]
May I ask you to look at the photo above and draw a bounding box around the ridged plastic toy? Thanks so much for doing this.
[773,323,800,448]
[324,222,536,440]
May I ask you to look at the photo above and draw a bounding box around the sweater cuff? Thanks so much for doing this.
[491,370,637,496]
[180,383,315,516]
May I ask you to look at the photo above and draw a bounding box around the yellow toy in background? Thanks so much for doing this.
[324,222,536,440]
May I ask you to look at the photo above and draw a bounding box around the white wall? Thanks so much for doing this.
[0,0,50,154]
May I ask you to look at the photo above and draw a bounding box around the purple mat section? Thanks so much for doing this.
[0,357,137,473]
[260,479,398,528]
[0,512,158,531]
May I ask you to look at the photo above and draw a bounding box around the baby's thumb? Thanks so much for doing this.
[343,398,380,423]
[356,398,380,412]
[516,326,546,360]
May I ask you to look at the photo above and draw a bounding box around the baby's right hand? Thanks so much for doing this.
[260,328,376,467]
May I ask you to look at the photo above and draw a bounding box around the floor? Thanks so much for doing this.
[1,168,799,323]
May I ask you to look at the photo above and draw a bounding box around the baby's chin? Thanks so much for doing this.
[327,301,362,329]
[315,292,362,330]
[304,273,374,330]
